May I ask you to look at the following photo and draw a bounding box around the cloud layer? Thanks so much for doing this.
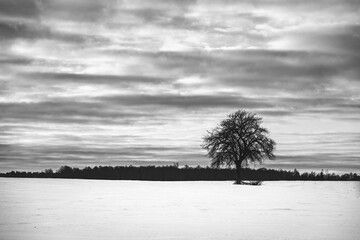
[1,0,360,172]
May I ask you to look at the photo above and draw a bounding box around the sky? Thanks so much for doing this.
[0,0,360,173]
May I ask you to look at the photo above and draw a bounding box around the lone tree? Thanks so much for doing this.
[202,110,276,184]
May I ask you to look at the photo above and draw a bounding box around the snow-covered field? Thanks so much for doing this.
[0,178,359,240]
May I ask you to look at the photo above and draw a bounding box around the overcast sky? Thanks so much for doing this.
[1,0,360,173]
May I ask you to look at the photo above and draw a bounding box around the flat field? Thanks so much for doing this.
[0,178,359,240]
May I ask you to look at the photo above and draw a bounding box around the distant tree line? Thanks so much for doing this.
[0,165,359,181]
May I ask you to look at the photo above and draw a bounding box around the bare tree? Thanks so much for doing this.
[202,110,276,184]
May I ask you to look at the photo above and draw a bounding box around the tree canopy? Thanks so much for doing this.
[202,110,276,184]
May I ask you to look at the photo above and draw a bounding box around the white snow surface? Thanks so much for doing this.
[0,178,359,240]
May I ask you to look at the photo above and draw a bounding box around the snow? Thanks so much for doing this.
[0,178,359,240]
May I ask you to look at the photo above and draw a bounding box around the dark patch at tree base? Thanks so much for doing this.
[234,180,263,186]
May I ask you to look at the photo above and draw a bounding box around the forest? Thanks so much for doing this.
[0,165,359,181]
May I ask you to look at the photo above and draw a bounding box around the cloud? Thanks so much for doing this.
[0,21,42,40]
[0,0,41,19]
[0,93,274,126]
[1,0,360,172]
[265,154,360,172]
[0,54,34,66]
[21,72,169,85]
[100,94,273,109]
[112,49,359,107]
[0,19,107,45]
[271,25,360,57]
[0,100,162,125]
[40,0,115,22]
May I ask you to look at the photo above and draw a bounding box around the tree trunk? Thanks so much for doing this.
[235,161,242,184]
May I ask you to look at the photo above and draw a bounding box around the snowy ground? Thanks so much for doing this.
[0,178,359,240]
